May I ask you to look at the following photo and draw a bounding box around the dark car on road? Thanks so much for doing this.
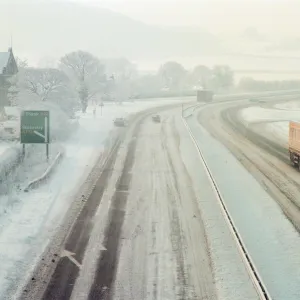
[152,115,161,123]
[114,117,127,127]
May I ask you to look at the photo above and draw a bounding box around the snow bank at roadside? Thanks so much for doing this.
[240,106,300,124]
[0,143,22,187]
[275,101,300,110]
[0,98,186,299]
[240,101,300,144]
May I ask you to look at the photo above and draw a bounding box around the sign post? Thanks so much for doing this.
[21,110,50,160]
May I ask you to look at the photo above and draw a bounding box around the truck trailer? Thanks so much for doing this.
[197,90,214,103]
[289,121,300,167]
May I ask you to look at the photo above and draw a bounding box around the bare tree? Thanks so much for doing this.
[103,58,137,80]
[60,51,105,112]
[211,65,234,90]
[191,65,212,89]
[24,68,68,102]
[102,58,137,103]
[15,57,28,69]
[158,61,186,90]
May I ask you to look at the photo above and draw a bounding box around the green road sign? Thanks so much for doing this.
[21,110,50,144]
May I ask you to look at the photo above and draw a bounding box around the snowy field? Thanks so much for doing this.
[240,100,300,145]
[0,99,186,299]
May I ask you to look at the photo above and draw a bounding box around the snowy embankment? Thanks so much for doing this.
[0,142,21,180]
[240,100,300,145]
[0,99,185,299]
[24,150,64,192]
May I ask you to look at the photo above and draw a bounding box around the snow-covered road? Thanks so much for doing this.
[6,95,298,300]
[40,107,261,300]
[109,110,216,300]
[196,99,300,299]
[0,99,192,300]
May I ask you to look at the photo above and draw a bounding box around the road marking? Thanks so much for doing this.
[61,250,82,269]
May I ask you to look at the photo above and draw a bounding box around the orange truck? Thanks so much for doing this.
[289,121,300,167]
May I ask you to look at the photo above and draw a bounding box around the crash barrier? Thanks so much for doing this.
[24,150,65,192]
[182,104,200,118]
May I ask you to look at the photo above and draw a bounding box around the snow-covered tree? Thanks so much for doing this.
[24,68,68,102]
[158,61,186,90]
[103,58,137,80]
[15,57,28,69]
[102,58,137,103]
[6,74,19,106]
[60,51,105,112]
[6,58,27,107]
[190,65,212,89]
[211,65,234,90]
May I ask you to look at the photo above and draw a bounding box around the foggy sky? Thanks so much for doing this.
[72,0,300,35]
[1,0,300,71]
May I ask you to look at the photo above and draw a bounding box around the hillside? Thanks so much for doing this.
[0,0,221,64]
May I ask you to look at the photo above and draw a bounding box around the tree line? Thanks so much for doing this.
[136,62,234,96]
[237,77,300,92]
[8,52,138,114]
[7,51,236,114]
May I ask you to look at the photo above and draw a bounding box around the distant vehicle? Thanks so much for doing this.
[289,121,300,167]
[114,117,126,127]
[197,90,214,102]
[152,115,161,123]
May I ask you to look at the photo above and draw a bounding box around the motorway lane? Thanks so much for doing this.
[21,103,269,300]
[70,107,261,300]
[21,107,218,300]
[197,100,300,232]
[105,112,216,300]
[70,110,217,300]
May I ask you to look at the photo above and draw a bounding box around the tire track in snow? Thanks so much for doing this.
[87,120,141,300]
[41,139,121,300]
[150,149,159,300]
[160,122,190,300]
[161,115,217,300]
